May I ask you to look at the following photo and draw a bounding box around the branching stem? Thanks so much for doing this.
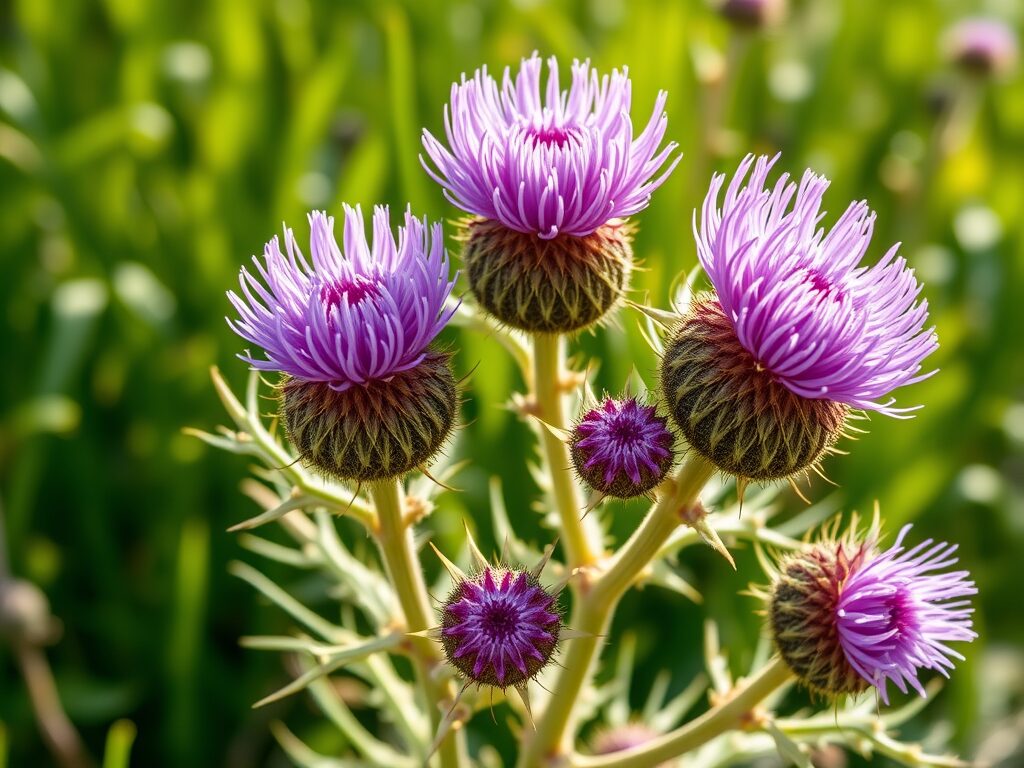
[369,479,467,768]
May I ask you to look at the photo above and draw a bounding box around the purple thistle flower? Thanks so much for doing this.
[945,17,1019,77]
[696,154,938,415]
[422,53,680,240]
[441,566,561,689]
[836,525,977,704]
[228,205,457,391]
[570,397,675,498]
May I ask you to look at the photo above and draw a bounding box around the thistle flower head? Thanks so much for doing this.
[697,154,937,414]
[228,206,459,481]
[229,205,456,390]
[769,521,976,701]
[570,397,675,498]
[441,565,562,689]
[945,17,1019,77]
[662,155,937,482]
[422,53,680,240]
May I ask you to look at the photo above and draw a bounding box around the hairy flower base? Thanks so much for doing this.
[661,296,848,481]
[281,352,457,482]
[463,217,633,333]
[769,539,873,697]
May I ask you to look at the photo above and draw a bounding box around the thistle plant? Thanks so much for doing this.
[194,52,979,768]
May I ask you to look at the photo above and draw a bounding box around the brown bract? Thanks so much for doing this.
[281,351,458,482]
[661,295,848,482]
[462,217,633,334]
[769,539,872,697]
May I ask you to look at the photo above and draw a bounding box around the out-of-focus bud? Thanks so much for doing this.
[718,0,787,29]
[0,579,58,646]
[945,17,1019,78]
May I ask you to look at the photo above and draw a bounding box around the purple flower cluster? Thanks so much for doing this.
[228,206,456,391]
[696,154,937,414]
[441,566,560,688]
[837,525,977,704]
[422,53,680,240]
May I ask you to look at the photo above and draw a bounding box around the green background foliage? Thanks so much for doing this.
[1,0,1022,765]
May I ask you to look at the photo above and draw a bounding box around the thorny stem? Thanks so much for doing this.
[369,479,467,768]
[520,453,716,767]
[531,333,601,570]
[570,657,793,768]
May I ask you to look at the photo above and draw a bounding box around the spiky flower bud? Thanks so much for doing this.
[228,205,458,481]
[662,155,937,483]
[945,17,1019,78]
[423,54,680,333]
[769,523,976,701]
[441,565,562,689]
[570,397,675,498]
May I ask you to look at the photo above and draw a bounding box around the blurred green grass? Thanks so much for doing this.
[1,0,1022,765]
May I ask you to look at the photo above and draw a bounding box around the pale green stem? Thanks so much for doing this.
[369,479,466,768]
[520,454,715,767]
[570,657,793,768]
[531,333,601,570]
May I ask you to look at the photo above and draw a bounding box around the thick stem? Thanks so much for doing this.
[520,454,715,767]
[571,657,793,768]
[369,479,466,768]
[531,333,601,570]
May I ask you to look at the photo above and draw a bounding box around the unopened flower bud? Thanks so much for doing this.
[570,397,675,498]
[441,565,562,689]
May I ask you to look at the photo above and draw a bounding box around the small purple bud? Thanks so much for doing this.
[570,397,675,498]
[441,566,562,689]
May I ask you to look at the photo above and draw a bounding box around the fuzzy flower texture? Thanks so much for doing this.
[770,523,976,703]
[697,154,937,414]
[422,53,680,239]
[836,525,977,703]
[228,205,456,390]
